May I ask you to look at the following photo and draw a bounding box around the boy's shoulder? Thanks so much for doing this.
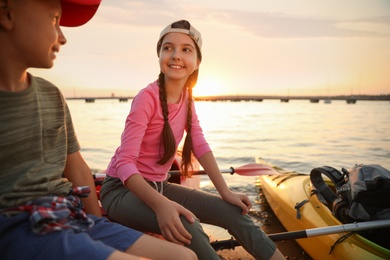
[30,74,65,99]
[0,74,63,101]
[32,75,60,91]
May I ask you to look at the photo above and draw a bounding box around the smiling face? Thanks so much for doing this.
[9,0,67,69]
[158,32,200,85]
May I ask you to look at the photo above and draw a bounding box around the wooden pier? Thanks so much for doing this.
[67,97,131,103]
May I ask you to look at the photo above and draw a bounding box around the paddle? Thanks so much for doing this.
[169,163,280,176]
[210,219,390,251]
[93,163,280,180]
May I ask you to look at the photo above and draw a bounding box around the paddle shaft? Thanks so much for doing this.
[210,219,390,251]
[169,163,279,176]
[92,169,233,180]
[93,163,279,179]
[169,168,234,175]
[269,219,390,241]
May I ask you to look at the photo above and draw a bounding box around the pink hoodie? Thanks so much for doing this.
[106,81,211,183]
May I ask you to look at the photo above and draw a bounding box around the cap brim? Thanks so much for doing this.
[60,0,101,27]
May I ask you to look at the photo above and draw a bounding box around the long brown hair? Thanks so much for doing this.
[157,41,201,178]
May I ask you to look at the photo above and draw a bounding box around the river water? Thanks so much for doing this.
[68,98,389,181]
[68,98,389,258]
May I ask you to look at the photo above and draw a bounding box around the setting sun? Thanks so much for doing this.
[194,77,226,97]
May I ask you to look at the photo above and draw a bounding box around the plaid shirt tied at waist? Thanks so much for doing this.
[5,186,94,235]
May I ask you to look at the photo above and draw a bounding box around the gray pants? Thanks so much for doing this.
[100,176,276,260]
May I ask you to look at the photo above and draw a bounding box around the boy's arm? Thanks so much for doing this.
[64,151,102,217]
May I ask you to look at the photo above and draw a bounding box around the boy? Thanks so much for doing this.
[0,1,197,259]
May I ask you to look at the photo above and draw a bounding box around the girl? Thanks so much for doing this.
[101,20,284,260]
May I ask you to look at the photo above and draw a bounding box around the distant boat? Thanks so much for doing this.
[324,99,332,104]
[310,99,319,103]
[346,98,357,104]
[280,99,289,103]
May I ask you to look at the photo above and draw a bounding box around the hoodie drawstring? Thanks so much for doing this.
[151,181,164,194]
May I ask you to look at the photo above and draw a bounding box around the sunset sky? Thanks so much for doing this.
[29,0,390,97]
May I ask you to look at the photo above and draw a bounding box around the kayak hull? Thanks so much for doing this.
[257,161,390,260]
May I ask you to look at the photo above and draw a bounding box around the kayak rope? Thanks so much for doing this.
[295,200,308,219]
[295,190,317,219]
[329,232,355,254]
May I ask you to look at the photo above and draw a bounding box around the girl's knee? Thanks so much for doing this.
[181,217,205,236]
[178,247,198,260]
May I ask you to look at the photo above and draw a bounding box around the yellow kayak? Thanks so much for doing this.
[257,159,390,260]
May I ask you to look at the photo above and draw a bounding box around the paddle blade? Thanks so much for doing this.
[231,163,280,176]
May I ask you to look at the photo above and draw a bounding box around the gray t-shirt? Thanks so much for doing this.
[0,74,80,209]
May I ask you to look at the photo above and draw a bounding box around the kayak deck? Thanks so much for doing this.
[257,161,390,260]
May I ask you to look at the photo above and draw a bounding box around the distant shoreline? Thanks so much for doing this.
[194,94,390,102]
[66,94,390,102]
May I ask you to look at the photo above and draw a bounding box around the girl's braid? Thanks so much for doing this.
[157,72,176,165]
[180,79,195,177]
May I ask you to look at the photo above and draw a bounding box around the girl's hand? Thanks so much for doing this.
[221,190,252,215]
[197,152,252,214]
[154,199,196,245]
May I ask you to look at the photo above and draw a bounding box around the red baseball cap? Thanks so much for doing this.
[60,0,102,27]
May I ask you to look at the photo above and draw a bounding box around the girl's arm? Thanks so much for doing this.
[64,151,102,217]
[124,174,195,245]
[198,151,252,214]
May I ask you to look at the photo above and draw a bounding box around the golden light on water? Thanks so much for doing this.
[194,76,226,97]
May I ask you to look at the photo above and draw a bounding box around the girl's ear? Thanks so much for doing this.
[195,59,201,70]
[0,1,13,30]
